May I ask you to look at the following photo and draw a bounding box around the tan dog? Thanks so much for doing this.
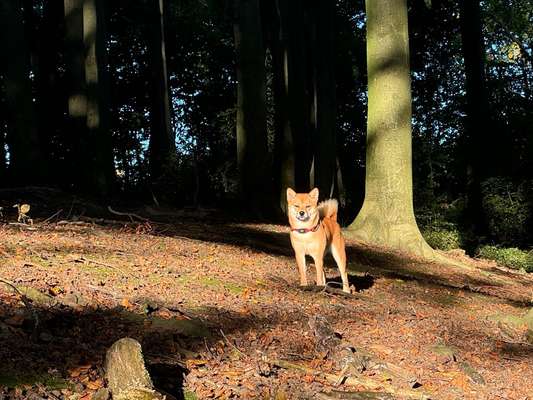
[286,188,350,293]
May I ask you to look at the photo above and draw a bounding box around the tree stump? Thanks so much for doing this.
[105,337,165,400]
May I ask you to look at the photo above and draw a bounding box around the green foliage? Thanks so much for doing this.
[481,177,531,245]
[422,226,462,250]
[0,372,70,390]
[477,245,533,272]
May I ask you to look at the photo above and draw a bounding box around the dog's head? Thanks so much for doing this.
[286,188,319,222]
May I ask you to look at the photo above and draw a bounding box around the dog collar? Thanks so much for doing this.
[291,222,320,234]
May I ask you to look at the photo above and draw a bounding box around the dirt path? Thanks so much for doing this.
[0,220,532,399]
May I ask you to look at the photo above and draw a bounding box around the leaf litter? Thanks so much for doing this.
[0,218,532,399]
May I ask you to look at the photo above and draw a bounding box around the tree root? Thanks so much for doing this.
[268,359,430,399]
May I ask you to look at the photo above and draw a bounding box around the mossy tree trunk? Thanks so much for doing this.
[84,0,115,195]
[233,0,271,214]
[345,0,433,258]
[0,0,45,184]
[147,0,175,186]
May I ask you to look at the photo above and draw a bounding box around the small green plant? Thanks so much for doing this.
[477,245,533,272]
[422,226,462,251]
[481,177,530,246]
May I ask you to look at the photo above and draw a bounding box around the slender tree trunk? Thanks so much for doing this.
[459,0,492,238]
[147,0,175,184]
[310,0,337,199]
[0,0,44,184]
[233,0,271,213]
[346,0,433,258]
[271,0,295,214]
[84,0,115,195]
[64,0,88,188]
[37,0,65,183]
[288,0,312,192]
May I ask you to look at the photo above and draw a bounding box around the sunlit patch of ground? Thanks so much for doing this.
[0,220,531,399]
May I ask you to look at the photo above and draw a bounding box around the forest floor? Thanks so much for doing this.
[0,205,532,399]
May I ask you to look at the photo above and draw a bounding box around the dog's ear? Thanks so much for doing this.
[309,188,319,202]
[286,188,296,202]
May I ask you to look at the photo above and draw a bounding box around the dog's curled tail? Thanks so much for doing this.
[318,199,339,221]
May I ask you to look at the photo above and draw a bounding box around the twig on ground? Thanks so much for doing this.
[220,329,248,359]
[43,209,63,224]
[74,255,139,279]
[0,277,40,332]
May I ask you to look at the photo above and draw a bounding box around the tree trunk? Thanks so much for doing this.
[84,0,115,195]
[36,0,65,183]
[64,0,88,188]
[459,0,493,239]
[287,0,312,193]
[271,0,295,214]
[147,0,175,185]
[0,0,45,184]
[345,0,433,258]
[233,0,271,214]
[310,0,337,200]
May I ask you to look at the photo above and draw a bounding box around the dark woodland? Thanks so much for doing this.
[0,0,532,399]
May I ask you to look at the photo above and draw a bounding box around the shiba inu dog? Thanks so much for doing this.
[286,188,350,293]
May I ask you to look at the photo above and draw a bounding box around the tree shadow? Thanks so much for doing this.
[150,221,532,307]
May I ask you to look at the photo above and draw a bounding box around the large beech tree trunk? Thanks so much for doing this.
[346,0,433,258]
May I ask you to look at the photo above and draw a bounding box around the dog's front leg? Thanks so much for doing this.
[312,254,326,286]
[295,252,308,286]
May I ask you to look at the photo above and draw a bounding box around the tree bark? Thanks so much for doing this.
[0,0,45,184]
[287,0,312,193]
[84,0,115,195]
[36,0,65,183]
[64,0,88,188]
[147,0,175,184]
[271,0,295,214]
[346,0,433,258]
[310,0,337,199]
[459,0,493,238]
[233,0,271,214]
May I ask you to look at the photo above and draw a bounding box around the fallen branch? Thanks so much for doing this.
[268,359,430,400]
[43,209,63,224]
[108,206,150,222]
[0,277,24,296]
[0,277,40,333]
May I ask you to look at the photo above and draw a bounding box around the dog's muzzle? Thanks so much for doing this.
[296,211,309,222]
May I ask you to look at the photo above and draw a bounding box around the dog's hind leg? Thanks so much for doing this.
[331,237,350,293]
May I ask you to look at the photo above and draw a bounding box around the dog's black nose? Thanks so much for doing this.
[299,211,305,216]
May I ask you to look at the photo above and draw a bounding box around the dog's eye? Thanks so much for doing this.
[306,206,310,209]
